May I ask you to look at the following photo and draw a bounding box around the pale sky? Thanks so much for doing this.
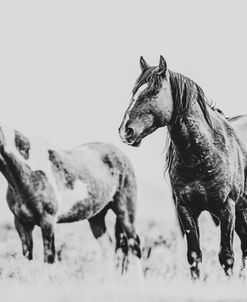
[0,1,246,221]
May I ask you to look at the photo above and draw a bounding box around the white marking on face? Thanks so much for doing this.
[57,180,89,217]
[133,83,148,101]
[120,83,148,135]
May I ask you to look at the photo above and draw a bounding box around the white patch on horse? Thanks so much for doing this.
[56,180,89,218]
[158,72,173,116]
[26,139,61,200]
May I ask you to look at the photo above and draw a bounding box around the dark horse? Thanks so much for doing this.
[119,55,247,278]
[0,124,141,272]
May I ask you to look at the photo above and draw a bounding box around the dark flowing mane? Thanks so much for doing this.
[165,71,223,173]
[169,71,213,127]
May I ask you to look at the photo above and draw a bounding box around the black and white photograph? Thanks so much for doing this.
[0,1,247,301]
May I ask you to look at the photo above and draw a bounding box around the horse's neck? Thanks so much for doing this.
[168,102,214,157]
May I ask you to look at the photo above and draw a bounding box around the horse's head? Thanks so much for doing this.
[119,56,173,147]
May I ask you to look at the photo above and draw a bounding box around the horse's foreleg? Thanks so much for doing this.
[14,217,34,260]
[235,208,247,276]
[40,214,55,264]
[216,198,235,276]
[177,204,201,279]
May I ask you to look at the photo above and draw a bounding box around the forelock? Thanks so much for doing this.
[132,67,162,96]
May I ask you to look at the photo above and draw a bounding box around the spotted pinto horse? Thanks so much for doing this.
[0,124,141,272]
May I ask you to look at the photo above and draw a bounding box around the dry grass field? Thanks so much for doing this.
[0,207,247,302]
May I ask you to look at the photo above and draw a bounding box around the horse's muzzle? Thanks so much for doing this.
[119,123,142,147]
[119,131,142,147]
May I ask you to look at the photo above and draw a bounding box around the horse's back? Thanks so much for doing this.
[50,142,134,194]
[74,142,134,177]
[229,115,247,149]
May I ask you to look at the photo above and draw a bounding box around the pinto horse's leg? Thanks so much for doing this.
[112,189,141,257]
[215,198,235,276]
[88,205,113,259]
[112,192,142,277]
[14,217,34,260]
[235,208,247,276]
[177,203,201,279]
[112,197,141,259]
[40,214,55,264]
[115,217,128,274]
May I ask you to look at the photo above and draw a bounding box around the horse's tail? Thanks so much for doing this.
[172,193,219,237]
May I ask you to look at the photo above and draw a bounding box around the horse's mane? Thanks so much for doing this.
[165,71,225,173]
[169,71,215,127]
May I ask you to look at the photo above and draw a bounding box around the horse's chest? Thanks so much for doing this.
[170,163,231,206]
[175,181,208,209]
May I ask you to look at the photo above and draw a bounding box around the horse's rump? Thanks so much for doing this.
[229,115,247,149]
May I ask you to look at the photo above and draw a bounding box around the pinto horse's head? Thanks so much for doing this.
[119,56,173,147]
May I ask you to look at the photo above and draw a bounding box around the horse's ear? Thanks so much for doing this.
[158,55,167,75]
[140,56,149,72]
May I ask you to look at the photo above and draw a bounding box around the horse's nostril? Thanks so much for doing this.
[125,127,134,139]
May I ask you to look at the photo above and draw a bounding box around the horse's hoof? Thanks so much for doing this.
[239,268,247,280]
